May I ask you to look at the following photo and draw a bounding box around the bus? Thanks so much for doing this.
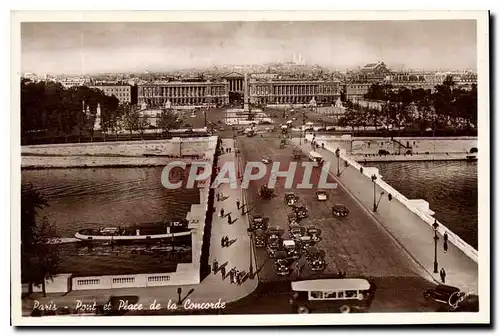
[289,278,376,314]
[308,151,323,164]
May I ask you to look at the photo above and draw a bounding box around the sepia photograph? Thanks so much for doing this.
[10,10,490,326]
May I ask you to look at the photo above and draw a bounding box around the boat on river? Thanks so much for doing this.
[74,220,193,242]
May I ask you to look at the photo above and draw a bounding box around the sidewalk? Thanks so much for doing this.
[292,139,478,294]
[22,138,258,316]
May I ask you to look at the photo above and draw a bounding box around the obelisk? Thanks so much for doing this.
[243,73,249,112]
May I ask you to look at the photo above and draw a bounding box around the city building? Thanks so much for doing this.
[344,83,372,100]
[138,80,229,108]
[249,78,341,105]
[89,84,132,104]
[221,72,245,103]
[58,77,87,88]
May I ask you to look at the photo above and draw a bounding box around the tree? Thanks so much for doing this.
[21,184,60,297]
[158,109,178,137]
[123,109,140,139]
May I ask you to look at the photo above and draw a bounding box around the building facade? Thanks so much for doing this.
[138,81,229,107]
[90,84,132,104]
[344,83,371,100]
[249,79,341,105]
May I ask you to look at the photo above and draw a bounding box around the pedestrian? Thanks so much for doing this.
[440,268,446,283]
[224,236,229,247]
[229,270,234,284]
[236,199,240,209]
[227,214,232,224]
[220,208,225,218]
[220,237,225,248]
[221,266,226,279]
[443,232,449,253]
[216,192,220,201]
[212,259,219,274]
[236,272,241,286]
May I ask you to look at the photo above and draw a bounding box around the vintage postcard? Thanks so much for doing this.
[11,10,490,326]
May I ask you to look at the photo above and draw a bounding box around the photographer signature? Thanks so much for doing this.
[448,291,472,311]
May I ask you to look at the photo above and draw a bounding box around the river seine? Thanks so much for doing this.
[21,167,199,275]
[370,160,478,249]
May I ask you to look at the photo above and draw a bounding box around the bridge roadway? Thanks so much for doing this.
[237,133,439,312]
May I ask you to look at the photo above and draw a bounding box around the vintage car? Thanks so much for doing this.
[283,240,301,260]
[306,226,322,243]
[293,205,309,219]
[315,190,328,201]
[284,192,299,206]
[299,235,313,251]
[274,251,291,276]
[290,226,305,240]
[305,247,326,271]
[332,204,349,218]
[253,229,266,248]
[251,216,269,231]
[424,284,462,305]
[267,234,282,250]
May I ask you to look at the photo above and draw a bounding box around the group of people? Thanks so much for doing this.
[212,261,249,286]
[220,235,231,247]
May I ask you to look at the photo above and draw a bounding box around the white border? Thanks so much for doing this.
[10,10,490,326]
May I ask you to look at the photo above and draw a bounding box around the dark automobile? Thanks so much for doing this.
[251,216,269,231]
[253,229,266,248]
[274,251,291,276]
[332,204,349,218]
[284,192,299,206]
[305,247,326,271]
[293,205,309,219]
[423,284,461,304]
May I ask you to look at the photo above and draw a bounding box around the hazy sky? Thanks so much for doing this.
[21,21,477,74]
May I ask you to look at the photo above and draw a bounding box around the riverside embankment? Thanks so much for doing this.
[309,136,478,162]
[21,138,215,168]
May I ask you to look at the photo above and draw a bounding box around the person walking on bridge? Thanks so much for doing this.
[212,259,219,274]
[443,232,449,253]
[440,268,447,283]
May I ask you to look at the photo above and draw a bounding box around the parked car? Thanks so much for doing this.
[423,284,461,304]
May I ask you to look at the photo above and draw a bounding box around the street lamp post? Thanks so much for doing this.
[371,174,378,212]
[433,220,439,273]
[335,148,341,176]
[247,228,255,279]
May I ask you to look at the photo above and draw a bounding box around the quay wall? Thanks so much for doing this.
[21,137,214,168]
[311,135,478,160]
[23,136,218,293]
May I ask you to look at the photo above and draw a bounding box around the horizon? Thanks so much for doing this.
[21,21,477,75]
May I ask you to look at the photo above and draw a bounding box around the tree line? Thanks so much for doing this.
[21,79,187,142]
[339,76,477,135]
